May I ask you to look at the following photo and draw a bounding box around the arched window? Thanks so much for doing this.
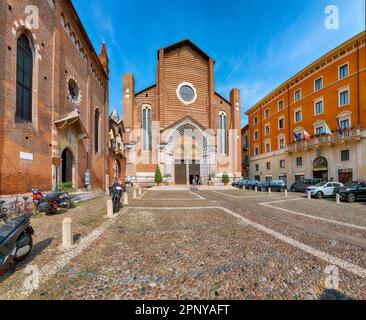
[95,109,100,153]
[142,106,152,151]
[16,33,33,122]
[219,112,227,154]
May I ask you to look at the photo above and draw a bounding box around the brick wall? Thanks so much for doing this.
[0,0,109,194]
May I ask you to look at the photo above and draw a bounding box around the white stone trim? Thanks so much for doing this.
[338,61,349,80]
[338,85,351,107]
[313,96,324,116]
[176,82,197,105]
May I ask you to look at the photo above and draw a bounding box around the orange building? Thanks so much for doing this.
[241,125,250,178]
[245,32,365,186]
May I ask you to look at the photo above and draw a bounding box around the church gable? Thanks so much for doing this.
[161,44,210,128]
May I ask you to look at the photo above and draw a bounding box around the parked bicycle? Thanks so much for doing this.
[0,196,34,223]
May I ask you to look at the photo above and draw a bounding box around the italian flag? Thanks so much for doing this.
[302,129,311,140]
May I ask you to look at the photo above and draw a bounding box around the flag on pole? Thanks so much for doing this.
[302,129,311,140]
[337,117,343,135]
[293,130,301,142]
[324,123,333,136]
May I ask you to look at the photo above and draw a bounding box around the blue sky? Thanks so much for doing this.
[73,0,365,126]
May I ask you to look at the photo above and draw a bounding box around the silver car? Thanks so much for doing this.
[306,182,344,199]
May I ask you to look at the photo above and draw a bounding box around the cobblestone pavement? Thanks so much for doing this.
[1,189,365,300]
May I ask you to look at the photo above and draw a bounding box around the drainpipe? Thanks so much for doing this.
[287,84,291,139]
[356,40,360,128]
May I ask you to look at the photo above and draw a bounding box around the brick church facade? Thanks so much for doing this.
[123,40,242,184]
[0,0,110,195]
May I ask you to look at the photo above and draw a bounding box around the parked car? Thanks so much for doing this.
[246,180,259,190]
[238,180,249,189]
[336,180,366,203]
[269,180,287,192]
[232,181,241,188]
[306,182,344,199]
[232,179,246,188]
[257,181,270,192]
[258,180,287,192]
[333,181,360,196]
[290,179,322,193]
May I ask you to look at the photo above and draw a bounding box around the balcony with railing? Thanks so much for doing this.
[287,128,362,153]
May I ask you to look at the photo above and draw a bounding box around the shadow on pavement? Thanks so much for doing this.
[0,237,53,284]
[319,289,354,300]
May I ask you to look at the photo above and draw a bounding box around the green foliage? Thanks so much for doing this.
[60,182,73,190]
[155,167,163,184]
[222,173,230,184]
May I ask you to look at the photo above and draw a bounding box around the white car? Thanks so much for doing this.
[306,182,344,199]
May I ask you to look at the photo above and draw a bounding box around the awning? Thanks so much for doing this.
[54,110,88,140]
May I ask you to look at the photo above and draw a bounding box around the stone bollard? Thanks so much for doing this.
[62,218,73,249]
[336,193,341,204]
[107,199,114,218]
[133,189,137,199]
[307,191,311,200]
[268,188,272,195]
[285,189,288,197]
[123,192,129,205]
[255,187,258,193]
[243,186,246,191]
[138,188,142,196]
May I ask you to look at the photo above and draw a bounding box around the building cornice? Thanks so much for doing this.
[246,31,366,116]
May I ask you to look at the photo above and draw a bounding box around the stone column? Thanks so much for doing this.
[62,218,73,249]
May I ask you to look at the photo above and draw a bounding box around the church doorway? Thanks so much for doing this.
[61,148,74,184]
[189,160,201,184]
[175,160,187,185]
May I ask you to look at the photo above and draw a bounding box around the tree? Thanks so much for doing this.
[155,166,163,184]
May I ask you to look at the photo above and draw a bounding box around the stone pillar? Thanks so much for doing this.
[62,218,73,249]
[107,199,114,218]
[133,189,137,199]
[105,174,110,195]
[186,162,190,186]
[123,192,129,205]
[336,193,341,204]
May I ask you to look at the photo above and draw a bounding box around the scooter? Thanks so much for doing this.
[109,182,126,213]
[0,213,34,273]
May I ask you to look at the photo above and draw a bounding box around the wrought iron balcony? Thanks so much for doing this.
[287,128,362,153]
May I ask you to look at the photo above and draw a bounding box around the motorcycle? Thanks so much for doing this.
[32,189,58,215]
[0,213,34,273]
[109,182,126,213]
